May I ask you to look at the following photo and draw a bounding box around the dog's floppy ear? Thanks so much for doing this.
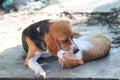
[62,20,81,38]
[44,34,59,56]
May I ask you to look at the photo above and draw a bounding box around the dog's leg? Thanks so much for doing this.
[28,51,46,78]
[24,49,46,78]
[24,37,46,78]
[41,50,52,58]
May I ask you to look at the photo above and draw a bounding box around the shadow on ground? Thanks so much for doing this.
[0,45,34,78]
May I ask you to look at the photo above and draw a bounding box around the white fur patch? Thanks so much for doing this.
[32,51,41,61]
[69,43,75,53]
[75,51,82,59]
[73,37,92,51]
[28,58,46,78]
[69,40,78,53]
[57,50,65,59]
[73,36,93,60]
[28,51,46,78]
[36,27,40,32]
[41,50,52,58]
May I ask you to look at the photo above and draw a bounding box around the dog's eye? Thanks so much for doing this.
[62,39,68,43]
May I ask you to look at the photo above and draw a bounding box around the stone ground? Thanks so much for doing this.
[0,15,120,78]
[0,0,120,79]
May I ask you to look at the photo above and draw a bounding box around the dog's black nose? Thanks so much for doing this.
[73,48,79,53]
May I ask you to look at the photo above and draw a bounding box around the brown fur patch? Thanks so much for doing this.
[82,35,111,61]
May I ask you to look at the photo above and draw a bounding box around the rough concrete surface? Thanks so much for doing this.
[0,23,120,78]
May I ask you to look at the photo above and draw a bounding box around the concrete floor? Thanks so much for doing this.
[0,25,120,78]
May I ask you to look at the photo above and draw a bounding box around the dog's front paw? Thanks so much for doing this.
[35,70,46,78]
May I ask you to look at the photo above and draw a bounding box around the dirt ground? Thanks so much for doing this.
[0,0,120,78]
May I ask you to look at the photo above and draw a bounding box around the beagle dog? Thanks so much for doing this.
[22,19,79,78]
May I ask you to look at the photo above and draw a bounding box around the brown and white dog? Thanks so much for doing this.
[22,19,79,78]
[58,34,111,68]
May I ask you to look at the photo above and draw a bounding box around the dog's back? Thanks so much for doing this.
[22,19,50,52]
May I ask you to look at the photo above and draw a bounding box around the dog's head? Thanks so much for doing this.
[45,20,79,55]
